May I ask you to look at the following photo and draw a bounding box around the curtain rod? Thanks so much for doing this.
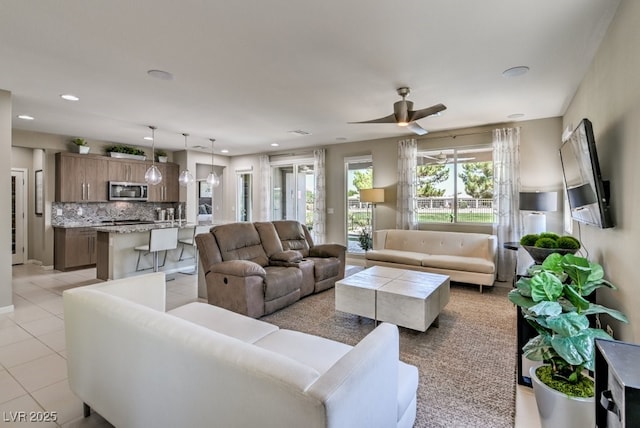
[420,126,521,141]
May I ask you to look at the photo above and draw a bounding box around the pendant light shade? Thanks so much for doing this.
[178,133,194,187]
[206,138,220,188]
[145,126,163,185]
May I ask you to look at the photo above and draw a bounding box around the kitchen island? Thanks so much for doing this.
[95,222,206,280]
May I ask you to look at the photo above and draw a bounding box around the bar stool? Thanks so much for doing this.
[178,225,210,274]
[134,227,179,272]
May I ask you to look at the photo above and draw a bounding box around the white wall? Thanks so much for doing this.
[0,90,12,312]
[562,0,640,342]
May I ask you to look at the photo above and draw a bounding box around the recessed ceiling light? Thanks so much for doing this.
[143,136,153,141]
[220,149,229,154]
[147,69,174,81]
[508,113,525,119]
[60,94,79,101]
[271,143,279,147]
[502,66,530,77]
[17,114,34,120]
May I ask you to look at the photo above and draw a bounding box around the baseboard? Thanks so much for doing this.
[0,304,15,314]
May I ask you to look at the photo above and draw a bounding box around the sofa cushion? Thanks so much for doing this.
[254,222,284,257]
[263,266,302,300]
[272,220,310,257]
[398,362,419,422]
[213,223,269,266]
[307,256,340,280]
[383,229,492,258]
[421,254,495,274]
[254,329,352,374]
[168,302,278,343]
[270,250,303,263]
[365,249,425,266]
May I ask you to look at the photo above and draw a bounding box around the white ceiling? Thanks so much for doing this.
[0,0,620,156]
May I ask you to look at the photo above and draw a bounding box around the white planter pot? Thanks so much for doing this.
[109,152,146,161]
[158,156,168,163]
[530,366,595,428]
[77,145,90,154]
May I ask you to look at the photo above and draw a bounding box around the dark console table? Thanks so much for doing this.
[596,339,640,427]
[503,242,537,386]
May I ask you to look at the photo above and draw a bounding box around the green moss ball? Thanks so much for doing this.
[520,234,539,246]
[534,237,558,248]
[539,232,560,241]
[557,236,581,250]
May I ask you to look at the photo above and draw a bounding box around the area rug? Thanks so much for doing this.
[262,283,517,428]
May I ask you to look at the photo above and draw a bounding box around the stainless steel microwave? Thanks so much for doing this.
[108,182,148,201]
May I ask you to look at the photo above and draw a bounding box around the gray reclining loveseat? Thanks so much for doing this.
[195,220,346,317]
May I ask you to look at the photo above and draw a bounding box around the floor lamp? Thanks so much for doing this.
[359,188,385,241]
[519,191,558,235]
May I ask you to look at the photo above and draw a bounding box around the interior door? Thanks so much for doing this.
[12,169,26,265]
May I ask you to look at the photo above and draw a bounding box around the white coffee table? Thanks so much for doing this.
[335,266,450,332]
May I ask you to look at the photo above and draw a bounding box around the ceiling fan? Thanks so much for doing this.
[420,152,475,165]
[349,87,446,136]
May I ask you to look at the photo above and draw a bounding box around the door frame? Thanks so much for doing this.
[12,168,28,265]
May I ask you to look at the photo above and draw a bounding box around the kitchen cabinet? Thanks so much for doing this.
[54,227,98,270]
[148,162,180,202]
[55,153,109,202]
[108,159,148,183]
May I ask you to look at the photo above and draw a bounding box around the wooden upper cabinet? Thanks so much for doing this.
[55,153,109,202]
[108,159,148,183]
[56,152,180,202]
[148,163,180,202]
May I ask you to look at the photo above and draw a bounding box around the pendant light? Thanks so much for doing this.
[178,133,195,186]
[144,126,163,185]
[206,138,220,187]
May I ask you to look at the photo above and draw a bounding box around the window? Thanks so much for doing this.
[416,146,494,224]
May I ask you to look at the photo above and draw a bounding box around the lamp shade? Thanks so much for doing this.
[519,191,558,212]
[360,188,385,203]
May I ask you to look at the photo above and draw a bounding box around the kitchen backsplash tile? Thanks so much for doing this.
[51,201,179,226]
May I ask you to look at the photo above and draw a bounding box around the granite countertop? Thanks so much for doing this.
[94,221,198,234]
[53,221,198,233]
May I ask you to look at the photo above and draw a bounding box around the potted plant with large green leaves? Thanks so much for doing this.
[509,253,628,428]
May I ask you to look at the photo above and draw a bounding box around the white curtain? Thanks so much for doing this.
[258,155,271,221]
[493,128,521,282]
[396,139,418,230]
[313,149,326,243]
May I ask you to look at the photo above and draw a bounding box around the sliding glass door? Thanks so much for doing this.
[271,162,315,228]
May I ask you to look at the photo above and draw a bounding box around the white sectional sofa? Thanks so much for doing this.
[63,272,418,428]
[365,229,497,292]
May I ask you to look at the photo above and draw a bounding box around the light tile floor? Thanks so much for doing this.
[2,263,540,427]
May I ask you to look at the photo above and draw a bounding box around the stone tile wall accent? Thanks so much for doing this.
[51,201,180,227]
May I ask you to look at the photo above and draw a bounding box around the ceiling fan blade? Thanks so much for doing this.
[348,113,397,124]
[408,103,447,122]
[406,122,428,136]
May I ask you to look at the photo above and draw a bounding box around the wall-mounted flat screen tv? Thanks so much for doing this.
[559,118,613,228]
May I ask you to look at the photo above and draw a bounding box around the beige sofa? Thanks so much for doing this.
[365,229,497,292]
[64,273,418,428]
[195,220,346,317]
